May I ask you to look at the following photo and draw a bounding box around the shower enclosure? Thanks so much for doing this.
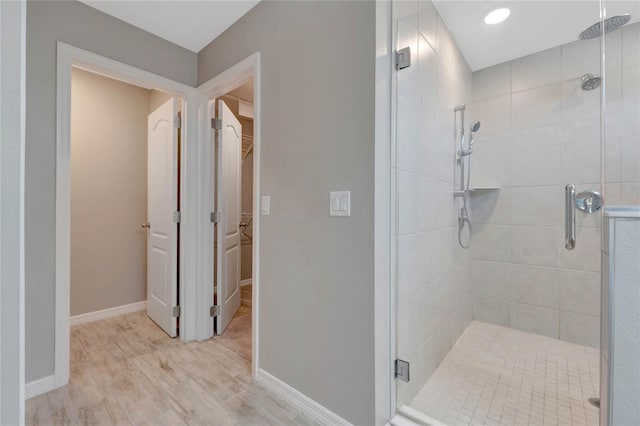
[392,0,640,425]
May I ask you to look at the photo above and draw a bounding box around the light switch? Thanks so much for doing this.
[261,196,271,216]
[329,191,351,217]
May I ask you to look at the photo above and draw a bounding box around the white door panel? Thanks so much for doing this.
[215,100,242,334]
[147,97,179,337]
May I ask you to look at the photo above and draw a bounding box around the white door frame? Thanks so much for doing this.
[54,42,202,389]
[197,52,261,378]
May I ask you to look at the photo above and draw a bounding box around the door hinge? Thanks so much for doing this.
[211,118,222,130]
[173,211,181,223]
[210,211,221,223]
[172,305,181,318]
[210,305,220,317]
[174,115,182,128]
[395,359,410,382]
[395,47,411,70]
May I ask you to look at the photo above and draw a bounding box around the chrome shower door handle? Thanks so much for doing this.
[565,184,576,250]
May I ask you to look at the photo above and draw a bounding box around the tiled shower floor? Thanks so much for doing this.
[406,321,600,426]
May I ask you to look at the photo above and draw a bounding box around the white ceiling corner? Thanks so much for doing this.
[79,0,261,53]
[433,0,640,71]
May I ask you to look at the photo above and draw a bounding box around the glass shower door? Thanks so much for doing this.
[599,2,640,424]
[393,0,474,419]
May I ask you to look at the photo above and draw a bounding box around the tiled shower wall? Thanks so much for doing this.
[605,21,640,206]
[468,21,640,349]
[395,0,472,407]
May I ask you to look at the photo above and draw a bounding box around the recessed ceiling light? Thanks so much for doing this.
[484,8,511,25]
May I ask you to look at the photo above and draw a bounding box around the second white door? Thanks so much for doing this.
[147,97,179,337]
[215,100,242,334]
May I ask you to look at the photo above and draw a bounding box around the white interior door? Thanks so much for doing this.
[215,100,242,334]
[147,97,179,337]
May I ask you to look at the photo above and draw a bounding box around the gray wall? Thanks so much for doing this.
[199,1,376,423]
[1,0,26,421]
[70,68,149,316]
[25,0,197,382]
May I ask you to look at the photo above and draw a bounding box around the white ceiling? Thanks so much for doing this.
[434,1,640,71]
[80,0,260,53]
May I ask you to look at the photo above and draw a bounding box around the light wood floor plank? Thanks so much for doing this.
[26,285,314,426]
[76,396,131,426]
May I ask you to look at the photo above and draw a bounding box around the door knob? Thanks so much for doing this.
[141,222,150,229]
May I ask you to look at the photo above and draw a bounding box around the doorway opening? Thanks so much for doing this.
[211,81,255,363]
[69,67,183,364]
[196,53,261,376]
[53,42,198,391]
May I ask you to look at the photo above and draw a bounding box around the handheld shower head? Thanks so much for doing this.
[467,121,481,151]
[458,120,481,157]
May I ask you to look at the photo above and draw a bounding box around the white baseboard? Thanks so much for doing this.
[70,300,147,327]
[25,375,55,399]
[241,278,252,287]
[256,368,351,426]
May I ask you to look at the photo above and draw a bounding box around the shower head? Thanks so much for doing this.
[470,121,481,133]
[581,73,601,91]
[579,14,631,40]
